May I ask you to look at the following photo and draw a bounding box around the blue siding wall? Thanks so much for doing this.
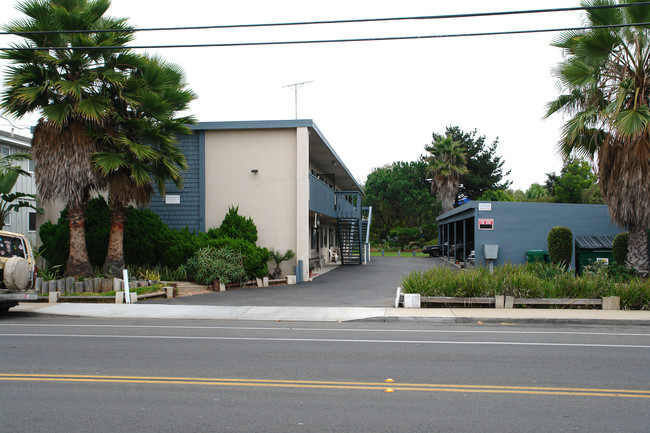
[148,131,204,232]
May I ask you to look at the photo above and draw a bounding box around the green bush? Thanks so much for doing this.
[220,206,258,244]
[38,197,111,271]
[207,236,269,279]
[401,263,650,309]
[547,226,573,266]
[38,216,69,270]
[124,207,170,266]
[38,198,272,282]
[160,227,208,269]
[387,227,420,249]
[85,197,111,268]
[612,232,629,265]
[186,246,247,285]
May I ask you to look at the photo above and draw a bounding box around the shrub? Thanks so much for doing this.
[124,207,170,266]
[38,197,111,271]
[388,227,420,249]
[207,237,269,279]
[186,246,247,285]
[38,216,69,270]
[220,206,258,244]
[401,263,650,309]
[85,197,111,268]
[268,249,296,278]
[612,232,629,266]
[547,226,573,266]
[160,227,208,269]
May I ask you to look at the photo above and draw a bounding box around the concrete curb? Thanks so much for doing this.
[379,316,650,326]
[10,302,650,326]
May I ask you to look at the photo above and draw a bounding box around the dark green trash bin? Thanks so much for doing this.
[526,250,549,263]
[575,235,616,275]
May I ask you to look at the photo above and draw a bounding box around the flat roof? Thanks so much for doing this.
[0,130,31,149]
[190,120,362,192]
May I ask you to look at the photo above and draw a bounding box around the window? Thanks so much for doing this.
[1,146,9,158]
[3,212,10,227]
[28,158,35,173]
[28,211,37,232]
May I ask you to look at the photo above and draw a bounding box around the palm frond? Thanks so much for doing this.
[612,106,650,137]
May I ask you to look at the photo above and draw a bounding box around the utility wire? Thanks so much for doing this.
[0,2,649,36]
[2,22,649,51]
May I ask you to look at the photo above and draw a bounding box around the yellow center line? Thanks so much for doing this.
[1,374,649,398]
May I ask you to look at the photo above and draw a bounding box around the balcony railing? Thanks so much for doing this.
[309,174,361,220]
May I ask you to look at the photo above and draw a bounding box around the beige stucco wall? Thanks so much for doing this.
[204,128,310,280]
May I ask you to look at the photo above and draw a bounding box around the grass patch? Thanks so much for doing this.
[370,251,430,257]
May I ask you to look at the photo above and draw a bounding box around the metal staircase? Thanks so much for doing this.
[338,218,362,264]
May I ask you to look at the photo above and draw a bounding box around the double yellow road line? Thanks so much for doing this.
[2,373,649,398]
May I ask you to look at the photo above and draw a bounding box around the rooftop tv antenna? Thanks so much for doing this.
[284,81,313,119]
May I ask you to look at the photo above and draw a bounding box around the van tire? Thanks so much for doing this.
[4,256,30,291]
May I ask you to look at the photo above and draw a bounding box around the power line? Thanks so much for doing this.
[1,2,649,36]
[2,22,649,51]
[0,115,32,130]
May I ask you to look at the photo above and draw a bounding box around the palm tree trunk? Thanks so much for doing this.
[64,202,94,277]
[627,223,649,277]
[437,181,457,214]
[103,203,127,277]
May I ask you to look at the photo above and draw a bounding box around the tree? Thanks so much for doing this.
[425,135,468,214]
[477,190,512,202]
[433,126,511,201]
[546,158,601,204]
[364,161,440,244]
[1,0,135,276]
[0,152,42,229]
[93,55,196,276]
[525,183,551,200]
[546,0,650,274]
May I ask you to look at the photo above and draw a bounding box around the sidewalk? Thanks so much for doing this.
[12,302,650,325]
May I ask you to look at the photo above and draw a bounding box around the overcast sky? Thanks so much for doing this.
[0,0,585,190]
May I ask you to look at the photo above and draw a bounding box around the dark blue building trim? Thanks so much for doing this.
[148,131,202,232]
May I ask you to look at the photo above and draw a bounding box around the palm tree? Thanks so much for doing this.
[546,0,650,275]
[93,56,196,276]
[425,135,468,214]
[1,0,135,276]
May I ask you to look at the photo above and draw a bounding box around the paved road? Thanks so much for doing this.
[148,256,452,307]
[2,315,649,432]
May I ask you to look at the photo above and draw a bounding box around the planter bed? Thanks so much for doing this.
[421,296,496,307]
[36,291,169,303]
[402,292,615,309]
[514,298,602,307]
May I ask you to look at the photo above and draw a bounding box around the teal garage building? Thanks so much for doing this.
[436,202,623,270]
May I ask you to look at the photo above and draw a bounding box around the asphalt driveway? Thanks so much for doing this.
[148,256,452,308]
